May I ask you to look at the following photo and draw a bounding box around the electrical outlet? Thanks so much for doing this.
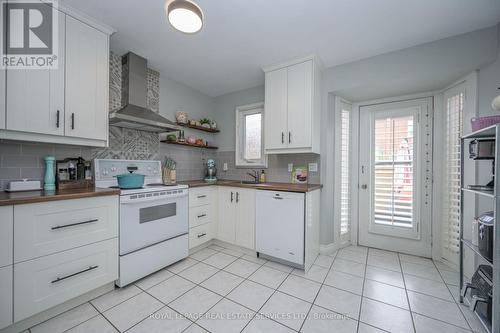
[308,163,318,172]
[223,163,228,171]
[288,163,293,172]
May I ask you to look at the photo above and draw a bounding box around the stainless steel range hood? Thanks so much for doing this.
[109,52,180,132]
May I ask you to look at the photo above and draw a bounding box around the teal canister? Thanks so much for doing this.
[43,156,56,191]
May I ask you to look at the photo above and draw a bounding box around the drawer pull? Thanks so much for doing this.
[273,196,283,200]
[197,233,207,238]
[197,214,207,218]
[51,265,99,284]
[51,219,99,230]
[197,195,207,199]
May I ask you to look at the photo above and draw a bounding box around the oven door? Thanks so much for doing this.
[119,191,188,255]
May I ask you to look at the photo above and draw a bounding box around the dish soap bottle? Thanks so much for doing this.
[259,170,266,183]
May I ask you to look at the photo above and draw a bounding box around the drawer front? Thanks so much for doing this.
[0,206,13,267]
[0,265,12,330]
[189,188,212,207]
[189,205,211,228]
[189,223,213,249]
[14,238,118,322]
[14,196,118,263]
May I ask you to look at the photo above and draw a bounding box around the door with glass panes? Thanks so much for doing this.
[358,98,432,256]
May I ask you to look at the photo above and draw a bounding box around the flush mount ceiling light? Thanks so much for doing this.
[165,0,204,34]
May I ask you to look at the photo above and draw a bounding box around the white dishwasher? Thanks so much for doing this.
[256,190,305,265]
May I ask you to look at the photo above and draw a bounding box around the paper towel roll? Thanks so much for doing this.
[492,94,500,111]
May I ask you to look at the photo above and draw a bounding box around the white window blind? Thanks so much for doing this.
[443,93,464,254]
[373,116,415,228]
[340,109,350,235]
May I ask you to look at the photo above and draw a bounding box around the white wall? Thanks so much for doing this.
[213,85,265,151]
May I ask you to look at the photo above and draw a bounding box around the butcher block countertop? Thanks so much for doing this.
[0,187,120,206]
[179,179,322,193]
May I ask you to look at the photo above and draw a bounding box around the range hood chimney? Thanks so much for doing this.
[109,52,180,132]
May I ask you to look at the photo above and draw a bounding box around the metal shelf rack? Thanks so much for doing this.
[460,124,500,333]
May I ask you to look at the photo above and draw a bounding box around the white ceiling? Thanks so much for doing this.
[61,0,500,97]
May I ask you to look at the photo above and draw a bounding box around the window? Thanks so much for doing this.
[373,115,415,228]
[235,102,267,167]
[443,92,464,255]
[340,107,350,235]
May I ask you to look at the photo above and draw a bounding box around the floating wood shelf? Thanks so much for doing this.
[161,141,218,150]
[176,122,220,133]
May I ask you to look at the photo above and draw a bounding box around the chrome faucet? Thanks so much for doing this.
[246,170,259,182]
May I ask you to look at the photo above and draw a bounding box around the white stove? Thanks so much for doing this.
[94,159,189,287]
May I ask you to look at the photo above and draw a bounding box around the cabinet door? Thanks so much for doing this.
[217,187,236,244]
[264,68,288,150]
[5,11,65,136]
[0,206,13,268]
[0,67,5,129]
[0,266,12,330]
[235,189,255,250]
[287,60,313,149]
[65,15,108,140]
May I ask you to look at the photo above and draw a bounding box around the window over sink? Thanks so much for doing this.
[235,102,267,168]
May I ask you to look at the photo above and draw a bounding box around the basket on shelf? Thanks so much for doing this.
[471,116,500,132]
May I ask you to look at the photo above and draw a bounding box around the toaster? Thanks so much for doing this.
[469,139,495,160]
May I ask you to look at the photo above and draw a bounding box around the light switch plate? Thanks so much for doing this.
[288,163,293,172]
[223,163,228,171]
[308,163,318,172]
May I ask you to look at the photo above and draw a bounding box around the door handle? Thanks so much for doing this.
[230,191,234,202]
[71,113,75,130]
[361,184,368,190]
[236,192,239,203]
[288,132,291,143]
[56,110,60,128]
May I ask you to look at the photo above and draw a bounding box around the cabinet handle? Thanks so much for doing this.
[236,192,239,203]
[51,219,99,230]
[56,110,60,128]
[197,195,207,199]
[230,192,234,202]
[51,265,98,284]
[197,214,207,218]
[289,132,291,143]
[281,132,285,144]
[197,233,207,238]
[71,113,75,130]
[273,196,283,200]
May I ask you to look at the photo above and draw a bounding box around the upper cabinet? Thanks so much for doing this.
[1,7,114,147]
[263,55,321,154]
[65,16,108,141]
[0,67,5,130]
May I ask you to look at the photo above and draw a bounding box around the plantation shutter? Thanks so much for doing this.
[340,107,350,235]
[443,92,464,254]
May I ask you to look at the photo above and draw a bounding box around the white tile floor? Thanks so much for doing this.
[25,244,487,333]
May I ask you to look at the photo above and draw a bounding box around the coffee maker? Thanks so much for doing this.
[205,158,217,183]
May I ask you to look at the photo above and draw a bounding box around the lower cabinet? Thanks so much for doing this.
[0,265,12,330]
[217,187,255,250]
[189,223,215,249]
[14,238,118,322]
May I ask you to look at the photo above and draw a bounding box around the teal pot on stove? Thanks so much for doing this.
[115,172,145,189]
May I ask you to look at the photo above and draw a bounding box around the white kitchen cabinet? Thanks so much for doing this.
[0,265,13,330]
[234,188,256,249]
[263,55,321,154]
[0,206,13,268]
[6,11,65,136]
[14,238,118,322]
[217,187,237,244]
[264,68,288,150]
[217,187,256,249]
[14,196,119,263]
[0,67,5,129]
[65,15,109,141]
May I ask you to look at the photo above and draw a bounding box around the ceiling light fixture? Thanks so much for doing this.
[165,0,204,34]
